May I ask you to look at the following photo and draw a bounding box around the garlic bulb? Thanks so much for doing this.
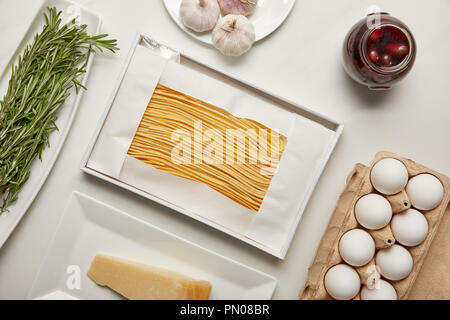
[218,0,258,16]
[212,15,255,56]
[180,0,220,33]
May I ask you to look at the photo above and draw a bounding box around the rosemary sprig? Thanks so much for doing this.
[0,7,118,212]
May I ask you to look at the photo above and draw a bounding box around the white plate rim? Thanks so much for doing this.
[28,191,278,300]
[163,0,296,45]
[0,0,101,248]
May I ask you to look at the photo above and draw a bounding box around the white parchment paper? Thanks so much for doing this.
[87,45,168,178]
[88,44,336,254]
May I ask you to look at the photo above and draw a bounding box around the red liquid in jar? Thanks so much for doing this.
[366,26,410,68]
[342,13,416,89]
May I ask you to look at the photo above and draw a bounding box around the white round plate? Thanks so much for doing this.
[163,0,296,45]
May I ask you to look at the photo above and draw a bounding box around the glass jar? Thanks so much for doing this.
[342,12,416,90]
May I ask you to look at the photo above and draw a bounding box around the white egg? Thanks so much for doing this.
[355,193,393,230]
[339,229,375,267]
[361,279,398,300]
[391,209,428,246]
[371,158,409,195]
[406,174,444,211]
[376,244,413,281]
[324,264,361,300]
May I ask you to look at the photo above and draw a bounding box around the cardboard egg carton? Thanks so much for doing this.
[299,151,450,300]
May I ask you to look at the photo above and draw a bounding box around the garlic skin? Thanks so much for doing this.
[180,0,220,33]
[218,0,258,17]
[212,15,255,56]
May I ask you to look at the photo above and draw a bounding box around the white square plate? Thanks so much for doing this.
[28,192,277,300]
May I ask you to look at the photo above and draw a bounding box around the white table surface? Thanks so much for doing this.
[0,0,449,300]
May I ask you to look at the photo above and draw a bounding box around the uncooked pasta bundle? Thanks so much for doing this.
[128,83,287,211]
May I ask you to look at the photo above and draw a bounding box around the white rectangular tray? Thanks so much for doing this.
[0,0,101,248]
[81,34,343,259]
[28,192,277,300]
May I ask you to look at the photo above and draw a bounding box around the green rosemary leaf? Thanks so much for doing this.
[0,7,118,212]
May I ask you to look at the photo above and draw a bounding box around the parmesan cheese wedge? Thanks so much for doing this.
[87,253,212,300]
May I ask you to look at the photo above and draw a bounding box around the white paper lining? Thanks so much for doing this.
[87,45,336,253]
[87,45,168,178]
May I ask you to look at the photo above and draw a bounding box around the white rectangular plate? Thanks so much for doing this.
[28,192,277,300]
[0,0,101,247]
[82,34,344,259]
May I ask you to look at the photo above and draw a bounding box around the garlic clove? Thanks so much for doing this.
[212,14,255,56]
[180,0,221,33]
[218,0,258,17]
